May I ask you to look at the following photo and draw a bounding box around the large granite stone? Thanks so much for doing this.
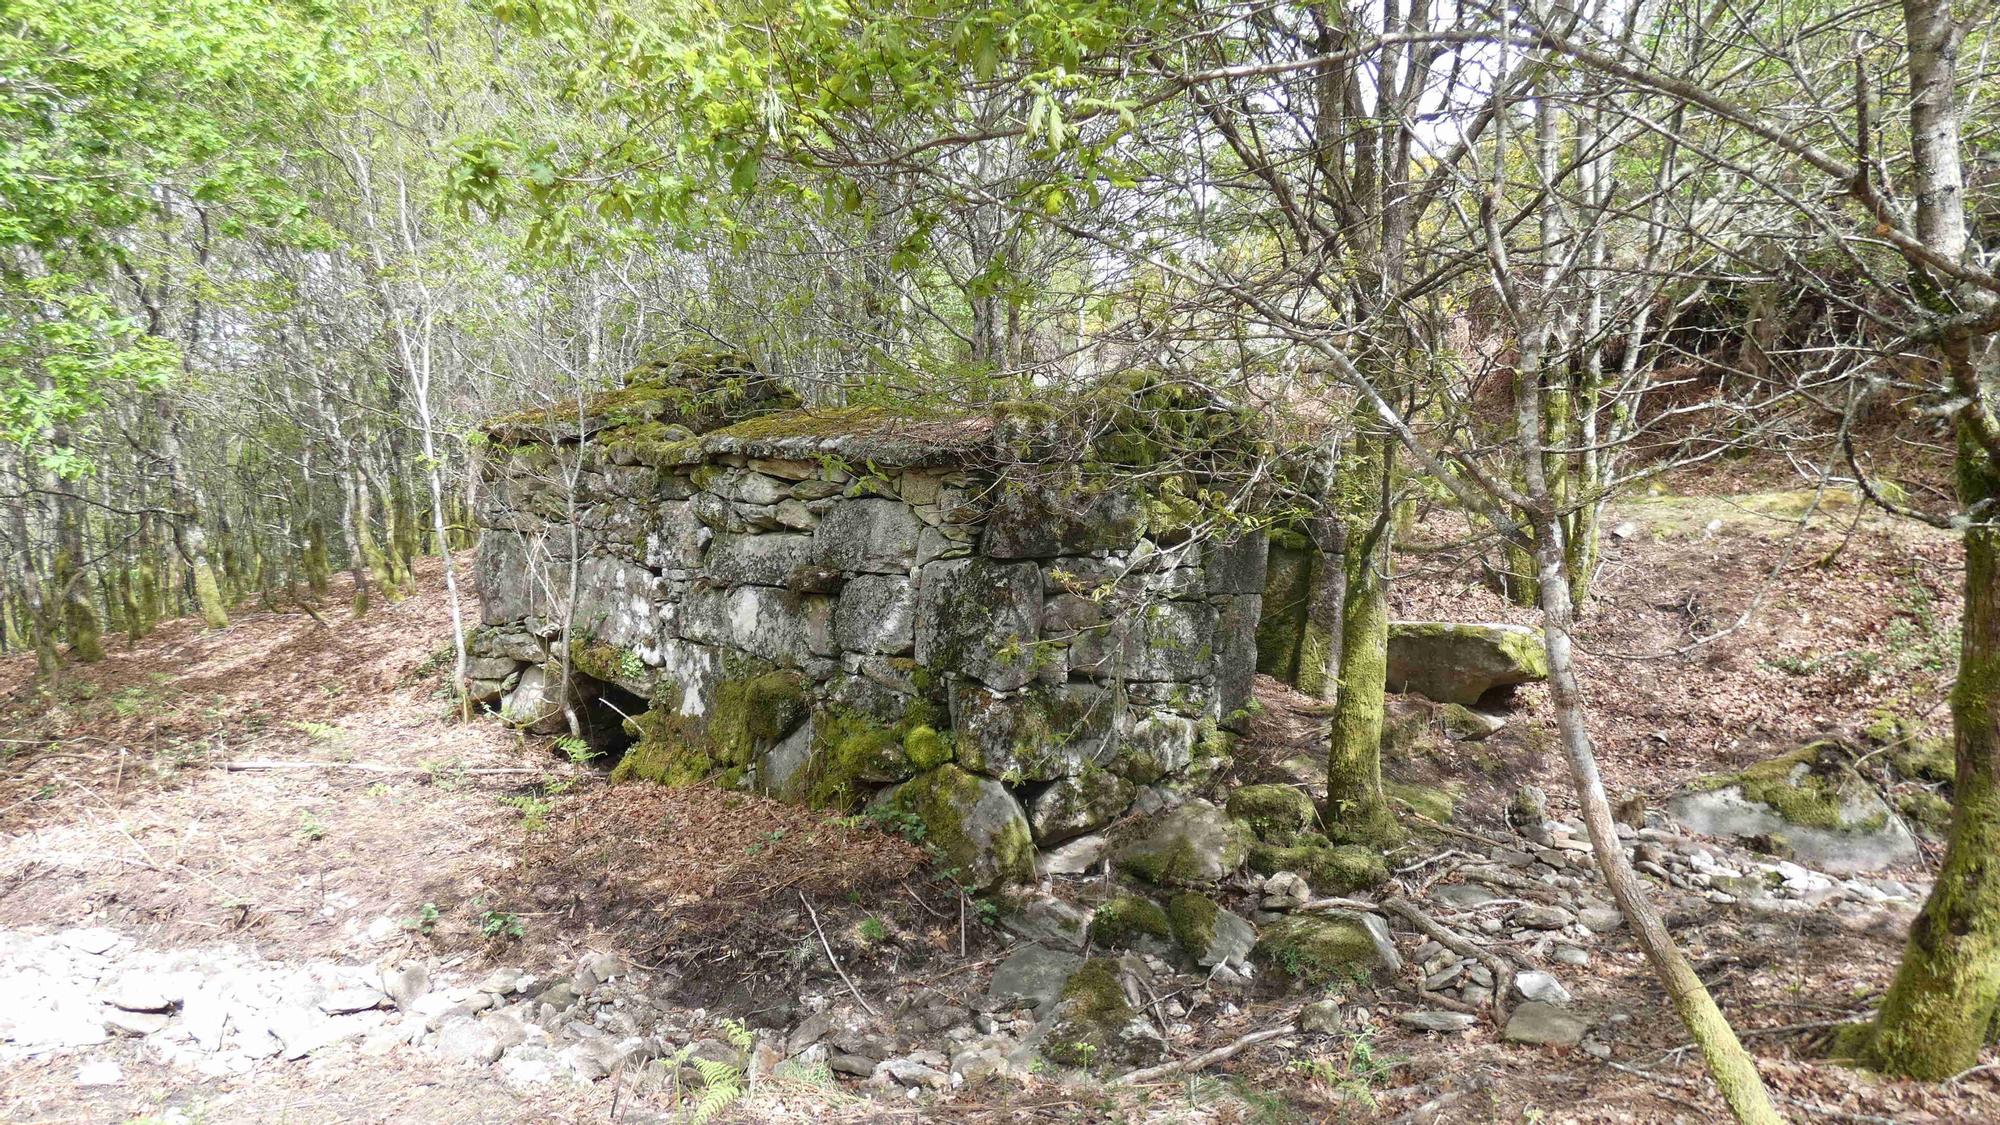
[914,558,1041,692]
[1386,621,1548,706]
[950,681,1115,781]
[833,575,916,655]
[815,499,923,574]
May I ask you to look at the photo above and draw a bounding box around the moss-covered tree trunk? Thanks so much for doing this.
[1853,0,2000,1079]
[158,416,229,631]
[1295,514,1345,701]
[1861,434,2000,1079]
[1324,433,1399,846]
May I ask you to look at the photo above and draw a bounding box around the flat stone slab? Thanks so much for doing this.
[1502,1001,1588,1047]
[986,945,1083,1012]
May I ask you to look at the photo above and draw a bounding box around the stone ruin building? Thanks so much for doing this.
[466,355,1546,888]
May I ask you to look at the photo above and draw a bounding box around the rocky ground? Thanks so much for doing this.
[2,486,1997,1123]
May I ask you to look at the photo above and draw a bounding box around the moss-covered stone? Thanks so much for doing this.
[1040,958,1158,1070]
[1897,790,1953,837]
[1227,784,1319,842]
[1088,895,1172,949]
[805,710,912,808]
[1691,741,1885,831]
[709,670,807,766]
[610,683,713,786]
[1385,779,1457,824]
[1165,892,1219,959]
[885,764,1034,889]
[902,724,954,772]
[1253,914,1383,986]
[1112,800,1251,886]
[1255,535,1315,683]
[1248,837,1389,894]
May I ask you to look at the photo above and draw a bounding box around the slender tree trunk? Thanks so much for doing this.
[1858,0,2000,1078]
[1510,287,1781,1121]
[1324,431,1399,846]
[157,415,229,630]
[1295,514,1346,701]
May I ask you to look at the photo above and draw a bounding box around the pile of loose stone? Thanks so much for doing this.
[2,797,1928,1106]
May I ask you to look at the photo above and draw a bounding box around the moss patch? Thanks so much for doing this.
[804,710,910,809]
[1042,958,1141,1070]
[903,725,954,772]
[708,670,808,767]
[1165,892,1219,959]
[1248,837,1389,894]
[1227,784,1319,843]
[1253,914,1381,986]
[1693,741,1886,831]
[1385,779,1457,823]
[610,683,712,786]
[1896,790,1953,836]
[1088,895,1172,949]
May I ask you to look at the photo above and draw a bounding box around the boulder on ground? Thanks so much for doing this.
[1035,958,1165,1071]
[1112,799,1252,886]
[1252,912,1399,985]
[1502,1001,1588,1047]
[1667,741,1919,873]
[878,764,1035,889]
[1386,622,1548,706]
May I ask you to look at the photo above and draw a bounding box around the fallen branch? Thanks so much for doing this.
[1382,895,1516,1024]
[1111,1024,1296,1085]
[800,891,878,1017]
[218,759,545,776]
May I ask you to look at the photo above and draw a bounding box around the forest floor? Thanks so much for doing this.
[1,478,1996,1123]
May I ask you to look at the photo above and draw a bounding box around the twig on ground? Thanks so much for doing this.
[1382,895,1516,1023]
[1110,1024,1297,1086]
[800,890,878,1017]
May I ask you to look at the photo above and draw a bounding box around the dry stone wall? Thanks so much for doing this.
[469,362,1265,886]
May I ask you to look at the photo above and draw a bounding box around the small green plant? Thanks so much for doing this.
[857,917,888,943]
[296,811,327,842]
[365,782,391,798]
[655,1032,747,1124]
[405,902,441,936]
[480,910,525,939]
[293,720,340,741]
[554,734,598,764]
[499,794,553,832]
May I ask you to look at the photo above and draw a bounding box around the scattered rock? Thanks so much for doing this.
[74,1060,123,1087]
[1502,1001,1588,1047]
[1579,906,1625,933]
[434,1017,507,1065]
[1514,970,1573,1005]
[1396,1010,1476,1033]
[1300,1000,1343,1034]
[1511,904,1575,930]
[381,963,430,1010]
